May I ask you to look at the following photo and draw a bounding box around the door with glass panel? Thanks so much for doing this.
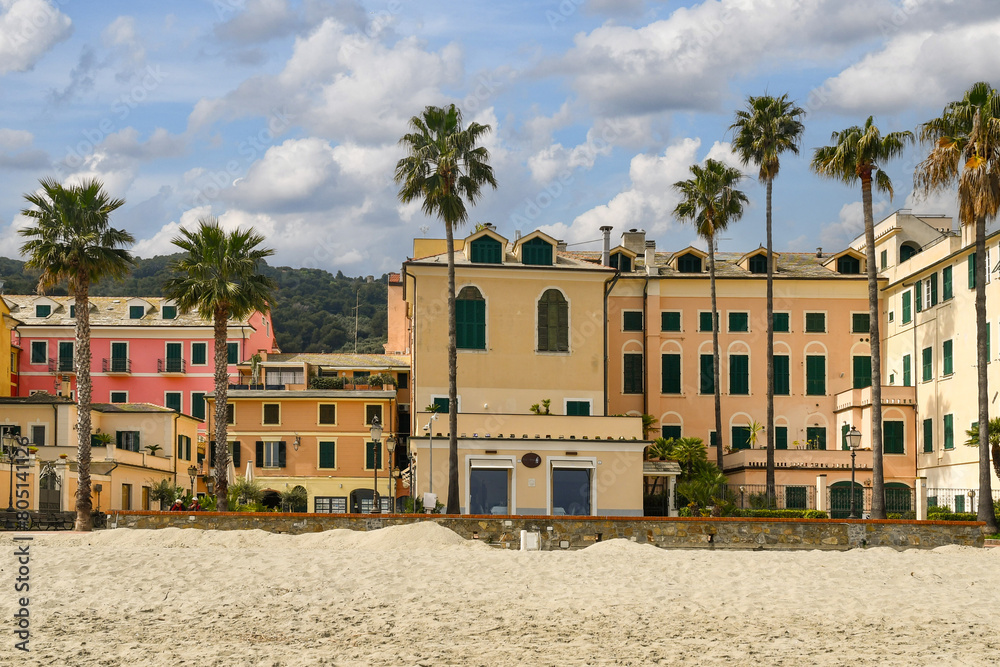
[469,468,510,515]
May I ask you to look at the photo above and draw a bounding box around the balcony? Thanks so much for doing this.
[57,358,75,373]
[722,446,873,473]
[158,358,186,374]
[102,358,132,374]
[835,385,916,411]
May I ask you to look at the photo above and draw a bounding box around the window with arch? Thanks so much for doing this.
[456,286,486,350]
[537,289,568,352]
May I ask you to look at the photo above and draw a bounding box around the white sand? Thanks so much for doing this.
[2,523,999,666]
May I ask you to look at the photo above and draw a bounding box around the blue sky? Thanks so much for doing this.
[0,0,997,273]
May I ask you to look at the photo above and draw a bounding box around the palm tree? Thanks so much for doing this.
[673,159,749,470]
[916,82,1000,531]
[811,117,913,520]
[394,104,497,514]
[964,417,1000,483]
[730,94,805,504]
[163,218,275,512]
[19,178,134,531]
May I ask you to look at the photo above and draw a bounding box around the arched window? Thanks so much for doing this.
[456,286,486,350]
[537,289,568,352]
[900,242,921,262]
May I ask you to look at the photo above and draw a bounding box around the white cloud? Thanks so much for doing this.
[819,200,890,250]
[0,0,72,74]
[132,206,211,258]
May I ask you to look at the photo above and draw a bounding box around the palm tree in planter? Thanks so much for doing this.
[20,178,135,531]
[917,82,1000,532]
[811,117,912,520]
[730,93,805,505]
[394,104,497,514]
[163,218,276,511]
[673,159,749,470]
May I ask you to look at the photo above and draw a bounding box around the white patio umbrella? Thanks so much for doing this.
[245,461,254,483]
[227,458,237,486]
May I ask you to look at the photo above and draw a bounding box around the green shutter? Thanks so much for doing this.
[915,279,923,312]
[842,423,850,450]
[278,441,286,467]
[943,266,953,300]
[853,356,872,388]
[922,347,932,382]
[880,249,887,269]
[729,312,748,332]
[969,252,976,289]
[806,355,825,395]
[232,442,241,468]
[567,401,590,416]
[699,312,714,332]
[902,291,911,324]
[129,305,144,319]
[661,425,681,440]
[457,294,486,350]
[903,354,911,387]
[775,426,787,450]
[255,441,264,467]
[432,397,449,414]
[227,342,239,364]
[944,414,954,449]
[729,354,748,395]
[661,312,681,332]
[805,312,825,332]
[165,393,181,412]
[161,305,177,319]
[537,290,568,352]
[319,441,336,468]
[884,421,904,454]
[700,354,714,394]
[661,354,681,394]
[623,353,643,394]
[852,313,870,334]
[192,393,206,420]
[623,311,643,331]
[470,237,502,264]
[929,272,938,306]
[192,343,207,365]
[923,418,933,453]
[731,426,751,450]
[773,312,789,332]
[806,427,826,450]
[366,441,383,469]
[773,355,790,395]
[521,238,552,266]
[989,322,992,361]
[943,340,954,375]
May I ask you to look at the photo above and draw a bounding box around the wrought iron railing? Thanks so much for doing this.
[103,357,131,373]
[57,358,74,373]
[924,488,1000,513]
[724,484,817,510]
[158,358,186,373]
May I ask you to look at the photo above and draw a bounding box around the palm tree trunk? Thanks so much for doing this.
[709,235,723,470]
[213,306,231,511]
[73,279,94,531]
[862,173,885,519]
[974,213,998,530]
[445,219,460,514]
[765,178,775,505]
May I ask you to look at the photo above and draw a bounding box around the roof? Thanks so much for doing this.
[406,246,614,272]
[262,353,410,369]
[91,402,178,414]
[2,295,258,328]
[643,460,682,476]
[566,250,871,279]
[0,394,74,405]
[209,390,396,400]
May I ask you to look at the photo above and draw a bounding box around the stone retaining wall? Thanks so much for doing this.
[111,512,985,550]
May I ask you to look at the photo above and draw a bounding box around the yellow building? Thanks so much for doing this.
[0,296,18,397]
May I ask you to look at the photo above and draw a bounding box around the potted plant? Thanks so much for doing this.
[145,444,163,456]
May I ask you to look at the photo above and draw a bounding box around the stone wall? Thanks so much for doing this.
[112,512,985,550]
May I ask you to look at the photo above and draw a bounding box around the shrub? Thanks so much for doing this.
[732,509,828,519]
[309,376,344,389]
[928,511,978,522]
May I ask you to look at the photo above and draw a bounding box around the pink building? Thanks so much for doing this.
[4,295,279,425]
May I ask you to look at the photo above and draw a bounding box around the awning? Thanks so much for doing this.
[643,461,682,477]
[468,457,514,469]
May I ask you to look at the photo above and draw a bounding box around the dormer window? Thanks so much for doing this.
[610,253,632,272]
[521,237,553,266]
[162,305,177,320]
[748,254,768,274]
[129,305,145,319]
[470,237,502,264]
[69,305,76,318]
[35,304,51,318]
[677,253,702,273]
[837,256,861,274]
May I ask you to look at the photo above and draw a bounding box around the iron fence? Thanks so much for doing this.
[925,488,1000,513]
[724,484,817,510]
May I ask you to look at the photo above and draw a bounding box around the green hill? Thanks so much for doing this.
[0,255,389,354]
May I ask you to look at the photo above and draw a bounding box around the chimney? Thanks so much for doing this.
[622,228,646,255]
[644,240,656,276]
[515,229,522,240]
[557,239,568,252]
[600,226,613,266]
[816,247,822,258]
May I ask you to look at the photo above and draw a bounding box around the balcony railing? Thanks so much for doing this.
[102,358,132,374]
[57,358,75,373]
[158,358,186,374]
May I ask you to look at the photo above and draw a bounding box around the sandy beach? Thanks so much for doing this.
[1,522,999,666]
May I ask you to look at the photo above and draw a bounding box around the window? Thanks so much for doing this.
[623,353,643,394]
[192,392,206,420]
[365,440,383,469]
[319,404,337,424]
[226,403,235,424]
[318,441,336,469]
[110,391,127,403]
[456,286,486,350]
[775,426,788,450]
[902,354,912,387]
[748,254,767,274]
[257,440,286,467]
[677,253,701,273]
[365,404,383,425]
[622,311,643,331]
[30,341,47,365]
[35,304,51,318]
[116,431,141,452]
[661,311,681,332]
[121,484,132,510]
[837,255,860,274]
[921,347,932,382]
[470,237,502,264]
[69,304,76,318]
[969,252,976,289]
[58,341,74,372]
[227,342,239,364]
[314,497,347,513]
[661,425,681,440]
[729,354,749,395]
[129,305,144,319]
[191,342,207,366]
[566,401,590,416]
[853,356,872,389]
[165,392,182,413]
[537,289,568,352]
[431,397,449,414]
[806,355,825,395]
[30,425,45,447]
[263,404,280,424]
[177,435,192,461]
[728,312,748,332]
[805,312,826,333]
[110,342,128,373]
[884,421,904,454]
[806,426,827,450]
[926,272,938,308]
[552,467,591,515]
[161,305,177,320]
[773,355,790,395]
[944,414,954,450]
[521,237,553,266]
[398,372,408,387]
[165,342,183,373]
[700,354,714,394]
[661,354,681,394]
[880,249,888,269]
[773,312,790,333]
[923,418,933,453]
[902,290,911,324]
[943,339,954,376]
[943,266,953,300]
[610,253,632,272]
[852,313,870,334]
[731,426,751,450]
[699,312,717,332]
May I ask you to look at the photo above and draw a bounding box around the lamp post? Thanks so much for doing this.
[969,490,975,513]
[423,413,438,494]
[94,483,103,512]
[370,415,383,514]
[187,465,198,500]
[846,425,862,519]
[3,433,20,512]
[385,435,396,512]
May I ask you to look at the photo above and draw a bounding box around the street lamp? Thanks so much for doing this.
[385,435,396,512]
[370,415,383,514]
[3,433,21,512]
[187,465,198,500]
[846,425,862,519]
[423,413,438,494]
